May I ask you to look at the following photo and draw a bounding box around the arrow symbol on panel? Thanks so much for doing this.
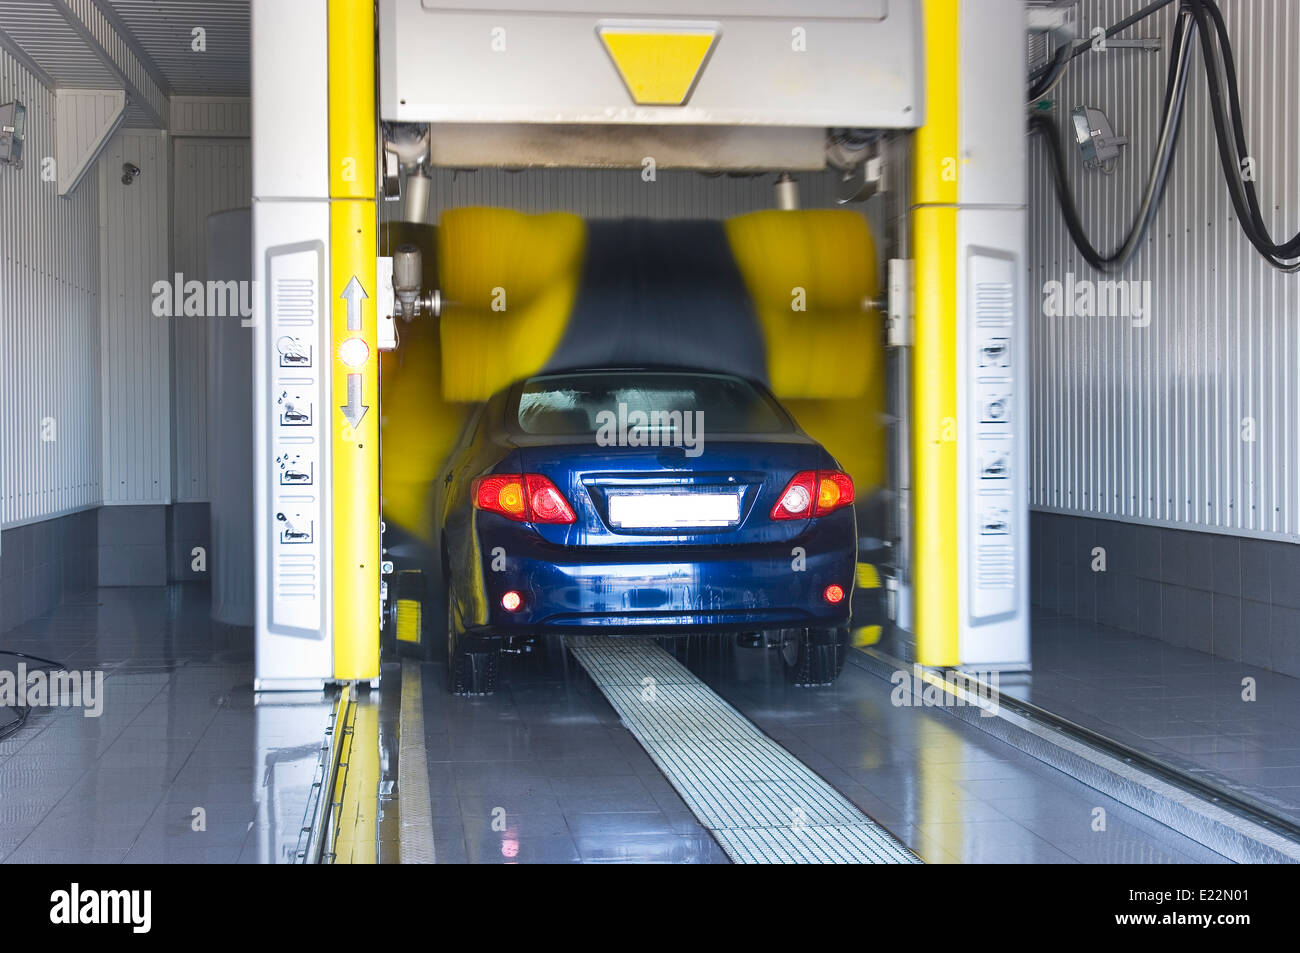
[341,373,368,429]
[341,276,367,331]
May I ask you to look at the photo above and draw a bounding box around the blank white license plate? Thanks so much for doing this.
[607,492,740,528]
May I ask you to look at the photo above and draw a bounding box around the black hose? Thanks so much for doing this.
[1030,0,1300,273]
[1030,9,1196,273]
[1027,42,1072,103]
[1183,0,1300,269]
[0,649,67,742]
[0,650,65,668]
[0,706,29,742]
[1198,0,1278,244]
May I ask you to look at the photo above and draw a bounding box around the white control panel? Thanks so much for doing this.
[265,242,328,637]
[252,0,334,691]
[968,251,1018,621]
[253,203,335,688]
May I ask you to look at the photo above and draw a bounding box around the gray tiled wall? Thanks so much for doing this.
[1,502,215,633]
[98,505,168,587]
[1031,511,1300,678]
[167,502,211,583]
[96,503,212,586]
[0,510,98,633]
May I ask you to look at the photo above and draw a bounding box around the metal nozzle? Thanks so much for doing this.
[774,173,800,211]
[392,244,440,321]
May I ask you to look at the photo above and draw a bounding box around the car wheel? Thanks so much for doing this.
[778,627,849,687]
[446,583,500,696]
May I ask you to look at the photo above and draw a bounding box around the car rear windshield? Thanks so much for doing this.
[514,372,791,436]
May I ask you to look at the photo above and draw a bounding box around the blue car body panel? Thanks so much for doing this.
[437,371,858,639]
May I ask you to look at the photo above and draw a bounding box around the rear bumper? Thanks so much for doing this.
[458,515,856,634]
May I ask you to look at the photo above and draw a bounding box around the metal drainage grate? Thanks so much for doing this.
[568,636,920,865]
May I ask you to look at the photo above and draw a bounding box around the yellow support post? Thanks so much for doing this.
[911,0,961,666]
[328,0,380,682]
[330,693,380,864]
[912,0,960,209]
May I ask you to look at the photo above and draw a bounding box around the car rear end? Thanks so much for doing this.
[458,370,858,635]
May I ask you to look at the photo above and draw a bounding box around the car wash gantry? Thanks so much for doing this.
[250,0,1028,864]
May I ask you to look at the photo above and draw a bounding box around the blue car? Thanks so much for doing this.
[434,368,858,694]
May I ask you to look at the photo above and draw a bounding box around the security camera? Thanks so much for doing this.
[122,162,141,185]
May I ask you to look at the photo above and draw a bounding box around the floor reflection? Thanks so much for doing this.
[0,586,333,863]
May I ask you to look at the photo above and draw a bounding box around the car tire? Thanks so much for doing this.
[446,583,501,696]
[778,626,849,686]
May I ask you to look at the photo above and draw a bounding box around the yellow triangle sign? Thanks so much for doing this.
[598,27,717,106]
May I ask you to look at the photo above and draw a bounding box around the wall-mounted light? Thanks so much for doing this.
[121,162,141,185]
[0,101,26,168]
[1071,106,1128,169]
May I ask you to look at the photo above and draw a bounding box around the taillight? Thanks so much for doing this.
[771,471,817,520]
[473,474,576,524]
[475,475,527,519]
[816,471,854,514]
[771,470,854,520]
[524,474,576,524]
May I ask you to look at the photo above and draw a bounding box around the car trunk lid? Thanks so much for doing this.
[513,436,823,546]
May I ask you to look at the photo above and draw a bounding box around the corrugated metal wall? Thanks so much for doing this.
[171,136,251,502]
[65,0,168,125]
[1028,0,1300,541]
[0,48,101,528]
[98,130,171,504]
[170,97,250,138]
